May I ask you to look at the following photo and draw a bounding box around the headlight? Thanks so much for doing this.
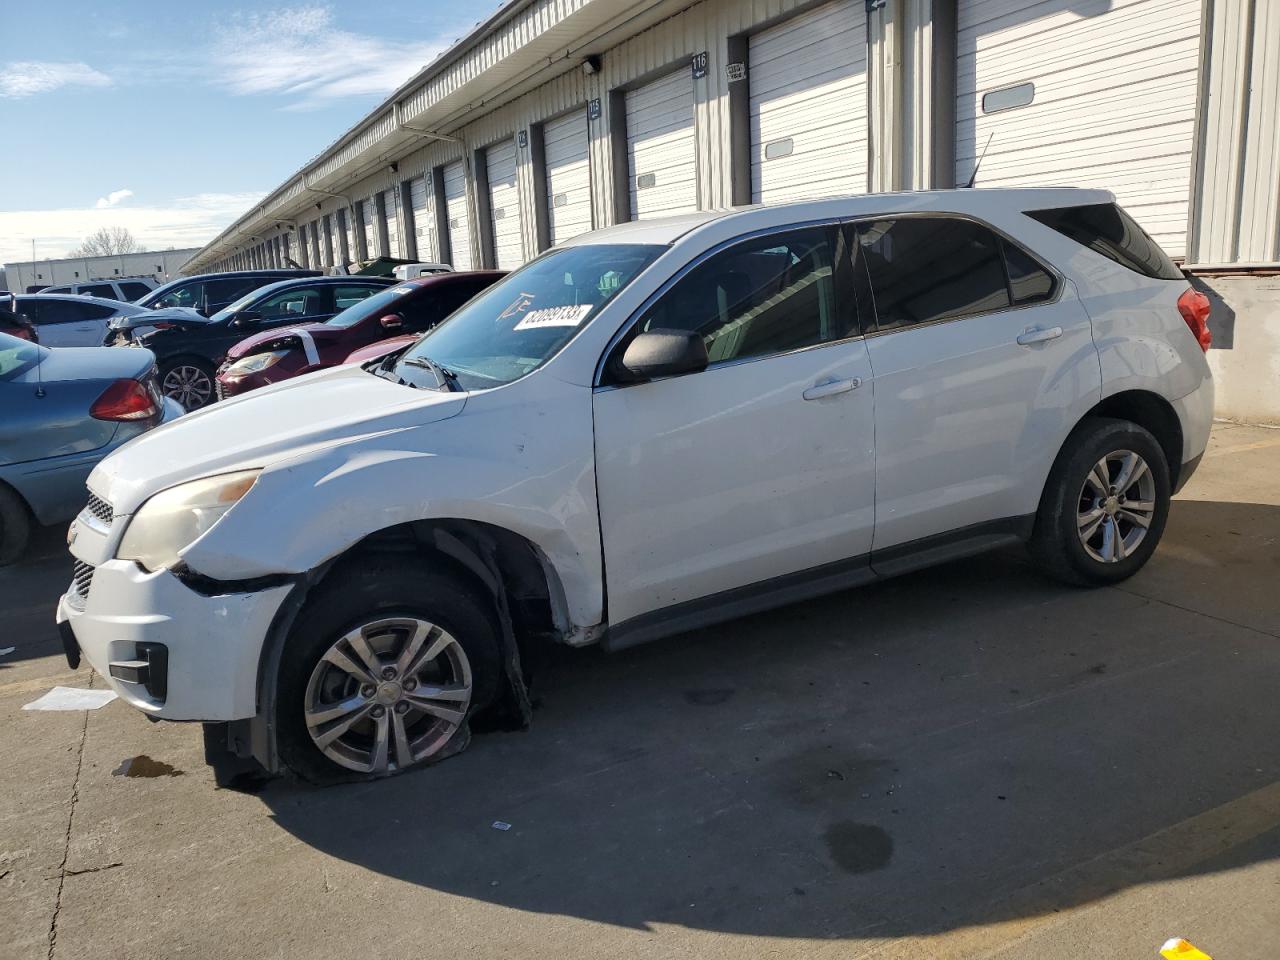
[117,470,261,571]
[226,350,290,375]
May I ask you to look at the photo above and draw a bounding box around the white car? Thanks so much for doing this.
[39,277,157,302]
[57,188,1214,783]
[15,294,153,347]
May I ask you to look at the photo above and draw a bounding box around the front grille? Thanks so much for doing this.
[67,560,95,610]
[83,493,114,526]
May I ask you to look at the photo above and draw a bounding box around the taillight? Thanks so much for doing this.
[90,379,157,421]
[1177,287,1212,352]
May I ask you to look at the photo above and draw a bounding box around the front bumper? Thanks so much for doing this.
[56,560,292,721]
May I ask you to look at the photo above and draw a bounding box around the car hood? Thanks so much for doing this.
[89,361,466,514]
[111,306,207,330]
[14,345,154,385]
[225,321,343,360]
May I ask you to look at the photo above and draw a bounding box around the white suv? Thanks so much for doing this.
[57,188,1214,783]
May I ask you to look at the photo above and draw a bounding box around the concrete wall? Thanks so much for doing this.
[1196,275,1280,426]
[3,249,201,293]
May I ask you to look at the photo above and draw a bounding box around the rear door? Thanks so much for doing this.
[593,223,876,627]
[25,299,104,347]
[857,215,1099,558]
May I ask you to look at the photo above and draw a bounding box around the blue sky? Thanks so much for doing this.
[0,1,488,264]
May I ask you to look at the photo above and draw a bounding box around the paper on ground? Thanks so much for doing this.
[23,686,118,711]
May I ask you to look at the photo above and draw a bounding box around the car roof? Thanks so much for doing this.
[143,269,318,297]
[560,187,1117,248]
[401,270,504,290]
[20,293,140,310]
[244,275,396,299]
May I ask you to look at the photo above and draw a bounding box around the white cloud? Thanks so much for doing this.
[0,192,266,265]
[95,189,134,209]
[0,61,112,98]
[211,5,448,109]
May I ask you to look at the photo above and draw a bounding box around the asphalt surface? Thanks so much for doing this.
[2,421,1278,960]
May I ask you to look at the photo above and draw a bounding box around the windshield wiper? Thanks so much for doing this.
[401,355,461,392]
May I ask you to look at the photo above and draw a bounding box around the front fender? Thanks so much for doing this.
[180,378,604,629]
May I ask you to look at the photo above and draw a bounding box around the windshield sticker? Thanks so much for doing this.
[512,304,593,330]
[498,292,537,320]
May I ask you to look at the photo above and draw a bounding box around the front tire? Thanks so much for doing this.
[1030,417,1171,586]
[276,563,501,784]
[159,358,216,411]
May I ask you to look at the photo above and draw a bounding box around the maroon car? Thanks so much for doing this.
[215,271,504,398]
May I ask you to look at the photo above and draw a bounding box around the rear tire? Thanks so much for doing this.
[0,484,31,566]
[276,562,501,784]
[159,357,216,410]
[1029,417,1171,586]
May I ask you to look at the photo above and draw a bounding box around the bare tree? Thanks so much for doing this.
[67,226,142,257]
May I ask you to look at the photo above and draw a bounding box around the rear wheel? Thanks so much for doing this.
[1030,418,1171,586]
[159,358,215,410]
[0,484,31,566]
[276,563,501,783]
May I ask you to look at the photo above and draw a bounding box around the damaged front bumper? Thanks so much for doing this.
[56,559,293,721]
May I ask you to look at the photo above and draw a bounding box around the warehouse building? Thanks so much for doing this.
[4,248,201,295]
[183,0,1280,422]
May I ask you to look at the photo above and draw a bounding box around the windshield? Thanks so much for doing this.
[209,286,273,324]
[0,333,47,380]
[327,283,418,329]
[393,244,663,391]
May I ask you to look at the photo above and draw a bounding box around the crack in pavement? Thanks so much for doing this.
[46,674,92,960]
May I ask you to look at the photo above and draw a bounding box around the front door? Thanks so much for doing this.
[593,223,876,627]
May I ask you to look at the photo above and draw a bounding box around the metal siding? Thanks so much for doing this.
[486,139,524,268]
[626,69,699,220]
[748,0,870,203]
[544,109,594,244]
[957,0,1202,259]
[443,160,474,270]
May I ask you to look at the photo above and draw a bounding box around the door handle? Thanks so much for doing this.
[1016,326,1063,346]
[802,377,861,401]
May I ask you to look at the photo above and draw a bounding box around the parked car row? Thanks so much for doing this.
[54,188,1214,785]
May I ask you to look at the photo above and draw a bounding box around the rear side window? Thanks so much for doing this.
[119,282,151,301]
[205,278,261,308]
[333,284,381,311]
[81,283,116,299]
[1027,203,1183,280]
[857,218,1010,332]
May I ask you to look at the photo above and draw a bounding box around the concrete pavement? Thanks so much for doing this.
[2,421,1278,960]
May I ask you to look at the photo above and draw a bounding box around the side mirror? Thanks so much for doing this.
[379,313,404,330]
[230,310,262,328]
[617,329,708,382]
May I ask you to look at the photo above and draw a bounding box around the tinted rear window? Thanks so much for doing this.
[1027,203,1183,281]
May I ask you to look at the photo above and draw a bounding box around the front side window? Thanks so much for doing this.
[394,244,663,391]
[254,286,325,319]
[631,225,849,365]
[857,218,1011,332]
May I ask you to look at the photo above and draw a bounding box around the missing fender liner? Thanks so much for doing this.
[173,563,298,597]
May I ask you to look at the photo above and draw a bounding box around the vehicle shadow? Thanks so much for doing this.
[260,497,1280,939]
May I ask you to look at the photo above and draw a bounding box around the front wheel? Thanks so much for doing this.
[1030,417,1171,586]
[159,358,216,410]
[276,564,501,783]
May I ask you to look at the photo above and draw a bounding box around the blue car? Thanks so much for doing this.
[0,332,183,563]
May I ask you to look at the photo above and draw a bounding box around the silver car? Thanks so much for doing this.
[14,294,153,348]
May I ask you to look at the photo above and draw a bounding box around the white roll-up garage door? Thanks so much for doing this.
[749,0,868,203]
[383,189,402,259]
[328,216,343,266]
[409,176,435,261]
[626,70,697,220]
[544,109,592,246]
[443,160,473,271]
[362,200,379,258]
[486,139,523,269]
[342,210,356,263]
[957,0,1202,258]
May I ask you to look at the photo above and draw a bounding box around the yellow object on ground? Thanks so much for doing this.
[1160,938,1213,960]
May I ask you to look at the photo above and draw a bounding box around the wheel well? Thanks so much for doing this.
[319,519,564,651]
[1086,390,1183,484]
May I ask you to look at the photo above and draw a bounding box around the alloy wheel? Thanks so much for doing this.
[303,617,473,775]
[161,365,213,410]
[1076,449,1157,563]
